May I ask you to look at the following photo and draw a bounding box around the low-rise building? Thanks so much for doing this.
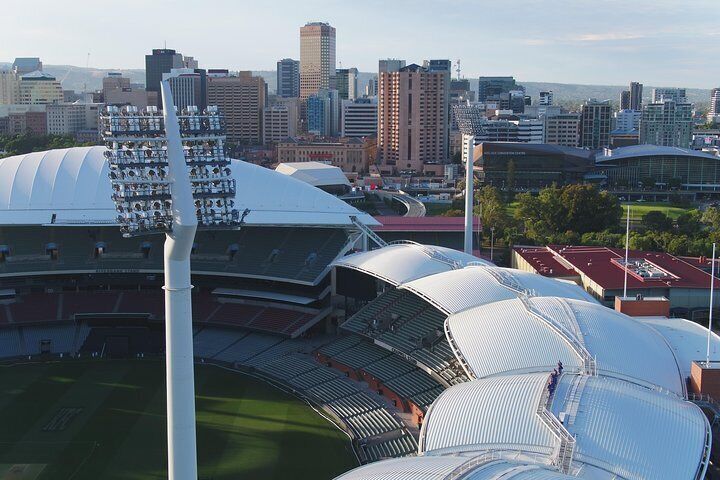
[263,99,298,144]
[512,245,719,311]
[275,137,373,173]
[544,113,580,147]
[46,102,101,136]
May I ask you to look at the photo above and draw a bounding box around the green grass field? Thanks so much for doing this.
[0,360,356,480]
[621,202,694,220]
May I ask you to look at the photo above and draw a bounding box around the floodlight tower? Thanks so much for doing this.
[101,81,238,480]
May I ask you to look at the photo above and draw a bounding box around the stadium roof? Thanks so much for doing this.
[334,456,575,480]
[419,374,710,480]
[400,265,597,314]
[445,296,685,394]
[334,243,487,286]
[275,161,351,188]
[639,316,720,380]
[0,147,378,228]
[595,144,719,162]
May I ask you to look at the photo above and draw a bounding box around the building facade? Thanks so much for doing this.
[341,97,377,138]
[335,68,358,100]
[0,71,19,105]
[276,138,373,173]
[18,72,62,105]
[299,22,336,100]
[263,99,298,144]
[144,49,183,104]
[630,82,643,110]
[46,102,100,136]
[709,88,720,124]
[478,76,521,102]
[579,99,611,149]
[378,63,449,174]
[277,58,300,98]
[539,90,554,106]
[652,87,687,103]
[163,68,206,111]
[544,113,580,147]
[640,99,693,148]
[307,88,339,137]
[207,71,267,145]
[620,90,631,110]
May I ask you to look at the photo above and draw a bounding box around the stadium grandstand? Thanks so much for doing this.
[1,147,719,479]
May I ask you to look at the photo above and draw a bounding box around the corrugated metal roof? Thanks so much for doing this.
[402,266,597,315]
[420,374,555,456]
[446,297,685,394]
[551,375,709,480]
[334,244,486,286]
[638,316,720,380]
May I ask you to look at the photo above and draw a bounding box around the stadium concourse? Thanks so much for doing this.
[0,147,718,479]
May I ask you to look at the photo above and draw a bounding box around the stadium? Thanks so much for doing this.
[0,145,719,479]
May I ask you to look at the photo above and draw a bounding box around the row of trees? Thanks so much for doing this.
[0,134,95,158]
[444,183,719,258]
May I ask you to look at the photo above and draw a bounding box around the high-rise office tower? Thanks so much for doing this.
[277,59,300,98]
[378,62,449,173]
[640,99,693,148]
[478,76,521,102]
[207,71,267,144]
[620,90,631,110]
[365,76,378,97]
[0,70,20,104]
[630,82,643,110]
[539,91,554,106]
[341,97,377,137]
[299,22,336,100]
[652,87,687,103]
[709,88,720,123]
[579,99,611,149]
[335,68,358,100]
[163,68,206,111]
[307,88,339,137]
[18,71,63,104]
[145,49,183,105]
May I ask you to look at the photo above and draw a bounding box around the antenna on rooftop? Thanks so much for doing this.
[706,242,716,366]
[623,204,630,299]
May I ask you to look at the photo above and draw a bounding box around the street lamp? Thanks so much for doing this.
[100,81,239,480]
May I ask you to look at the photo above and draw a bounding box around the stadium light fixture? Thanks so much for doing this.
[101,81,239,480]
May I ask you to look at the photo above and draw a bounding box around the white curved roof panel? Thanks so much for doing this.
[420,374,709,480]
[446,297,685,394]
[639,316,720,380]
[275,161,351,187]
[334,456,575,480]
[334,243,487,286]
[402,266,597,315]
[0,147,378,227]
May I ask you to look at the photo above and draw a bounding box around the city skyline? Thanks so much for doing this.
[2,0,719,88]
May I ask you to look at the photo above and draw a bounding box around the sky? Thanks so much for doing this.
[1,0,718,88]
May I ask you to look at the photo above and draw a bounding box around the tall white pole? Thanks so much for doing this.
[707,243,716,366]
[161,81,199,480]
[464,135,475,255]
[623,204,630,299]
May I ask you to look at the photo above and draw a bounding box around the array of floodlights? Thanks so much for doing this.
[101,105,239,236]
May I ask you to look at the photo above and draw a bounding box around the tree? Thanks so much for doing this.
[642,210,673,232]
[506,160,516,198]
[515,184,621,244]
[702,206,720,231]
[667,177,682,190]
[676,210,703,236]
[475,186,510,234]
[640,176,656,190]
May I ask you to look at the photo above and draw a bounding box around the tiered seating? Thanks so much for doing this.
[0,305,9,324]
[318,336,445,412]
[248,308,308,332]
[22,325,76,355]
[364,434,418,462]
[193,328,247,358]
[242,340,306,368]
[0,328,23,358]
[342,407,403,438]
[9,294,58,323]
[62,292,118,317]
[206,303,264,327]
[0,226,348,284]
[342,291,469,384]
[213,333,283,363]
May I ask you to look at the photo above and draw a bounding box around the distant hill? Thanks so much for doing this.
[2,63,710,109]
